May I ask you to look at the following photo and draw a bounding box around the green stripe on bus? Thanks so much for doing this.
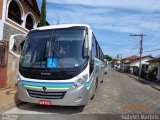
[24,84,70,89]
[23,83,71,87]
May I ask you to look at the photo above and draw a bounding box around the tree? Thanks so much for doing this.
[104,55,113,61]
[39,0,46,27]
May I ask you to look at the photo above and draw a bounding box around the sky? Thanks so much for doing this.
[37,0,160,58]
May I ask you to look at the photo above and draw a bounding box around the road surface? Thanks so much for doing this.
[2,69,160,119]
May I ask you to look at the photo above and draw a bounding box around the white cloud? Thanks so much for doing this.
[47,0,160,11]
[44,0,160,57]
[47,5,160,34]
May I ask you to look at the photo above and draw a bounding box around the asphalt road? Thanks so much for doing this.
[2,68,160,119]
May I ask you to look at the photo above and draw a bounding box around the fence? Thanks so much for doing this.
[0,41,8,67]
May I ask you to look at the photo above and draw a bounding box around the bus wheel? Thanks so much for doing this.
[101,79,103,83]
[95,78,98,90]
[101,74,104,83]
[91,94,95,100]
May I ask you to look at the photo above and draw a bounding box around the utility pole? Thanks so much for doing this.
[117,54,122,70]
[130,34,146,80]
[119,54,123,71]
[120,54,123,71]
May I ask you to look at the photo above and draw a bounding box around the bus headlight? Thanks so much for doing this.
[17,74,21,81]
[17,74,22,85]
[73,74,88,88]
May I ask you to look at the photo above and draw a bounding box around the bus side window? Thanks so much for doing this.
[90,34,97,74]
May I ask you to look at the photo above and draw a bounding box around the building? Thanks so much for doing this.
[0,0,41,88]
[122,55,153,75]
[0,0,41,40]
[121,55,139,73]
[147,58,160,82]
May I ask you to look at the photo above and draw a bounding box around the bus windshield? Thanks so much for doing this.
[20,28,88,69]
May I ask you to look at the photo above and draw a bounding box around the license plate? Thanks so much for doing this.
[39,100,52,105]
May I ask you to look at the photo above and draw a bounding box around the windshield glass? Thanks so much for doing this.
[20,28,88,69]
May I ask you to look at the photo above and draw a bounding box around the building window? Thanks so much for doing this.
[25,14,34,30]
[8,0,23,25]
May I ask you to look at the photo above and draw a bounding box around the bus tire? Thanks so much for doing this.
[101,79,103,83]
[95,78,98,90]
[101,74,104,83]
[90,94,95,100]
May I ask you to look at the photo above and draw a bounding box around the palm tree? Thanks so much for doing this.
[39,0,46,27]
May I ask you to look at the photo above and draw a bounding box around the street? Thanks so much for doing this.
[3,68,160,115]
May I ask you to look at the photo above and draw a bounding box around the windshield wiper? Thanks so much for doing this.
[26,41,48,75]
[48,31,70,77]
[82,30,89,59]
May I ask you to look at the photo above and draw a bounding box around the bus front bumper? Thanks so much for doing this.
[17,83,89,106]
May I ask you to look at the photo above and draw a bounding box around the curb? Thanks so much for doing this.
[125,73,160,92]
[0,101,26,113]
[0,88,26,113]
[150,86,160,91]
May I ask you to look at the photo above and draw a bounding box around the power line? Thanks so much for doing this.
[148,43,160,49]
[143,48,160,53]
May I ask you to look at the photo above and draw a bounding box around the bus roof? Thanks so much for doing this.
[33,24,91,31]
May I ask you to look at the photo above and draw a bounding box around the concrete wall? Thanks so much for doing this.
[3,23,24,88]
[0,0,41,88]
[0,20,4,40]
[130,57,152,67]
[20,0,40,24]
[157,64,160,81]
[5,0,40,29]
[0,0,3,19]
[3,23,24,40]
[7,54,20,88]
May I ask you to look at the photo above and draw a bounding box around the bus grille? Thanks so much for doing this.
[27,89,66,99]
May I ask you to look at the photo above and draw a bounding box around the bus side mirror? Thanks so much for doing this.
[83,48,89,58]
[9,34,27,58]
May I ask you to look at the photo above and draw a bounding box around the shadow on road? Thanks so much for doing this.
[16,102,85,114]
[12,89,84,114]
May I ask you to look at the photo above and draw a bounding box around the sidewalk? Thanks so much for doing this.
[0,88,22,113]
[125,73,160,91]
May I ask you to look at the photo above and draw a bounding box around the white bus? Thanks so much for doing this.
[9,24,105,106]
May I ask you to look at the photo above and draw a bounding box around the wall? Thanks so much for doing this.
[157,64,160,81]
[0,0,3,19]
[0,20,4,40]
[18,0,40,27]
[3,23,25,88]
[3,22,25,40]
[5,0,40,30]
[130,57,152,67]
[7,54,20,88]
[0,0,40,88]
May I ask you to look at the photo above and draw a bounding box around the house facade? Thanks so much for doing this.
[147,58,160,82]
[0,0,41,88]
[122,55,153,75]
[121,55,139,73]
[0,0,41,41]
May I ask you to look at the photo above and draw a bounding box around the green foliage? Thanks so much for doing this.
[104,55,113,61]
[39,0,46,27]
